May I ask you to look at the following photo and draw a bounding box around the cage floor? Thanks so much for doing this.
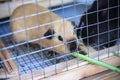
[0,3,88,75]
[1,32,75,75]
[81,69,120,80]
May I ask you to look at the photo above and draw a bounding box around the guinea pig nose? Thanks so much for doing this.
[69,41,77,52]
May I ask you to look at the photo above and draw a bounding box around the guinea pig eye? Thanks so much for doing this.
[58,36,63,41]
[44,29,55,39]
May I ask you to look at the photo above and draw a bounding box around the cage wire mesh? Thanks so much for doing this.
[0,0,120,79]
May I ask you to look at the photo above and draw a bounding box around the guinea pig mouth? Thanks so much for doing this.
[66,39,78,53]
[69,43,77,52]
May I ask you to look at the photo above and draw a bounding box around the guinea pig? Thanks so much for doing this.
[10,3,79,54]
[77,0,120,50]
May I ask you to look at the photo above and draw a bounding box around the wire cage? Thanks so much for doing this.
[0,0,120,80]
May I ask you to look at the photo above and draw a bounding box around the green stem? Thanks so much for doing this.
[72,52,120,73]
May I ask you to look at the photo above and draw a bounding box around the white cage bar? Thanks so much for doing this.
[0,0,120,80]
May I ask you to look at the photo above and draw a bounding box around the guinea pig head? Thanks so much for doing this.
[43,20,79,54]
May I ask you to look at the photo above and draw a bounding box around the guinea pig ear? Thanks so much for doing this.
[44,29,55,39]
[71,21,75,26]
[71,21,77,27]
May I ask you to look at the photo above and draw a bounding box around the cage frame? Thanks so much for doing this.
[0,0,120,80]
